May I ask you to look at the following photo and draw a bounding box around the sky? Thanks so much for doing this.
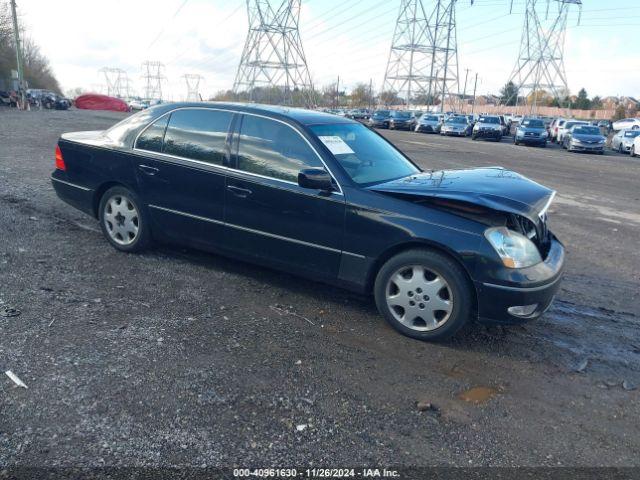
[13,0,640,100]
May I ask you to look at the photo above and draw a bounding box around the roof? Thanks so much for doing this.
[150,101,356,127]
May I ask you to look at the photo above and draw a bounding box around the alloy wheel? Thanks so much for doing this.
[385,265,453,332]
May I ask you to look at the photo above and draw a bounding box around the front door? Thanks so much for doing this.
[224,114,345,279]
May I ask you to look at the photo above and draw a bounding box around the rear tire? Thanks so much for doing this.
[98,186,151,253]
[374,249,472,341]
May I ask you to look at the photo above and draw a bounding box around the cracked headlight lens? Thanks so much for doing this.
[485,227,542,268]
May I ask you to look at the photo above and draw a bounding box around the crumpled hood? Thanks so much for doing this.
[367,167,555,223]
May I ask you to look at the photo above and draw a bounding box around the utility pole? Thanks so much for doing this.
[10,0,26,109]
[471,72,478,115]
[183,74,204,102]
[141,61,166,101]
[461,68,470,113]
[233,0,314,106]
[505,0,582,115]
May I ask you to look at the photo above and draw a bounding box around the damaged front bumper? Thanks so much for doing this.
[474,235,565,325]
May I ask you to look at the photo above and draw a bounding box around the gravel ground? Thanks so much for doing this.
[0,108,638,468]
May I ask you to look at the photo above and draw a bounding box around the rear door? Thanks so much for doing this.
[133,108,234,249]
[224,114,345,278]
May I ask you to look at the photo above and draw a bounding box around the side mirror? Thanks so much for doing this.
[298,168,334,192]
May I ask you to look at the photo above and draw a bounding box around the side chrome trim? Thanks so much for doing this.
[132,106,344,195]
[51,176,92,192]
[148,204,362,257]
[148,204,224,226]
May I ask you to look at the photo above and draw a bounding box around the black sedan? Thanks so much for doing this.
[514,118,548,147]
[388,110,416,130]
[368,110,392,129]
[52,103,564,341]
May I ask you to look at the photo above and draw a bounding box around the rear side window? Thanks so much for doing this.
[236,115,323,182]
[163,109,232,165]
[135,115,169,153]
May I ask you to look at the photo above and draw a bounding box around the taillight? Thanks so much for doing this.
[55,145,66,171]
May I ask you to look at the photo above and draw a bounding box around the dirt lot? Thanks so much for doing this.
[0,109,639,468]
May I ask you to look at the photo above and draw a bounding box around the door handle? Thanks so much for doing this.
[227,185,253,198]
[138,164,159,176]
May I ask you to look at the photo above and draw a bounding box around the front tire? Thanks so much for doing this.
[98,186,151,253]
[374,249,472,341]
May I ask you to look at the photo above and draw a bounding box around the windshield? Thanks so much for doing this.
[373,110,390,117]
[573,126,600,135]
[623,131,640,138]
[392,111,411,118]
[422,115,439,121]
[478,116,499,124]
[447,117,467,124]
[310,123,419,186]
[566,121,587,129]
[522,119,544,128]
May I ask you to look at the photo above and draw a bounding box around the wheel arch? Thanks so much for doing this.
[365,240,478,315]
[92,180,138,218]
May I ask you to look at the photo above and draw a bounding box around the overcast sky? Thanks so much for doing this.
[15,0,640,100]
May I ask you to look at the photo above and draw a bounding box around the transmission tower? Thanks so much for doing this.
[141,61,166,101]
[99,68,128,98]
[383,0,465,110]
[233,0,314,106]
[183,74,204,101]
[506,0,582,113]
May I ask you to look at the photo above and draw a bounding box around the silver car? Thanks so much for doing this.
[611,129,640,154]
[415,114,443,134]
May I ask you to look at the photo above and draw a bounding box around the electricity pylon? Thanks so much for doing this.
[183,74,204,101]
[505,0,582,113]
[233,0,314,106]
[99,68,128,98]
[383,0,464,110]
[141,61,166,101]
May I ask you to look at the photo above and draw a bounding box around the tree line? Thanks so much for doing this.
[0,2,60,93]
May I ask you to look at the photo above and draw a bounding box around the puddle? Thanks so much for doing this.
[458,386,497,404]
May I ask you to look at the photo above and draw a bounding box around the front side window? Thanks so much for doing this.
[135,115,169,153]
[236,115,324,183]
[163,109,232,165]
[310,123,419,186]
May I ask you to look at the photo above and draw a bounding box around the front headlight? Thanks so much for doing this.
[598,139,605,144]
[484,227,542,268]
[541,132,548,138]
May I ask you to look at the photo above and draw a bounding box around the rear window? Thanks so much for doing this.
[163,109,232,165]
[135,115,169,153]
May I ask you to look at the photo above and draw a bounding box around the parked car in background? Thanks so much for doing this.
[549,118,566,143]
[630,134,640,158]
[562,125,606,154]
[441,116,472,137]
[498,115,509,135]
[347,109,371,120]
[369,110,392,129]
[472,115,503,141]
[612,118,640,131]
[611,129,640,154]
[557,120,589,144]
[51,102,564,342]
[389,110,417,130]
[129,98,150,110]
[514,118,548,147]
[0,90,11,107]
[415,114,443,134]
